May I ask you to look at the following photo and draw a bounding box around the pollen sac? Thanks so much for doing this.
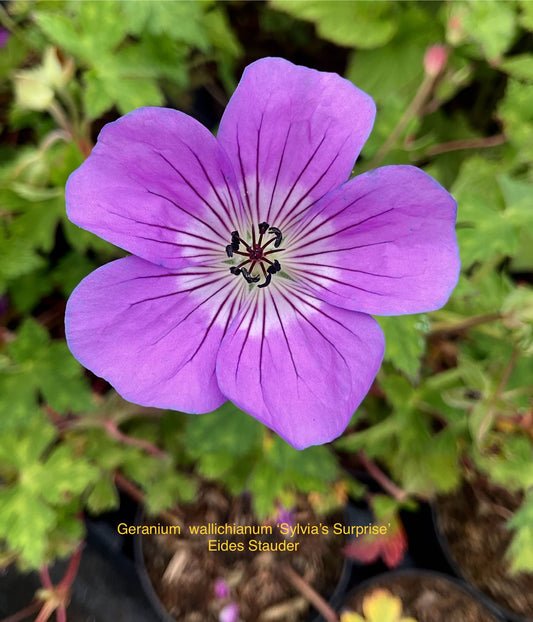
[229,266,241,275]
[231,231,240,251]
[225,244,234,258]
[241,267,260,284]
[257,272,272,288]
[258,221,269,235]
[267,260,281,274]
[268,227,282,248]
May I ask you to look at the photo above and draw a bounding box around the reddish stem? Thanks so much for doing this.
[358,451,408,502]
[103,420,168,458]
[0,601,41,622]
[281,563,338,622]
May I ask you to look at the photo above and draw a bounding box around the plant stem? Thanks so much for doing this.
[0,602,41,622]
[357,451,408,502]
[429,311,502,337]
[478,348,520,442]
[114,471,184,527]
[366,73,435,170]
[281,563,338,622]
[425,133,506,157]
[103,420,168,459]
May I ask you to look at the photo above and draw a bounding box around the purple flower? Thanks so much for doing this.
[219,602,239,622]
[65,58,459,449]
[214,578,231,599]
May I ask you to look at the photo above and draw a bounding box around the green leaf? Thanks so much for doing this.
[0,486,55,568]
[8,318,93,415]
[121,0,209,47]
[272,0,397,49]
[500,54,533,83]
[184,403,263,458]
[457,0,517,60]
[378,314,429,380]
[86,476,120,515]
[508,490,533,573]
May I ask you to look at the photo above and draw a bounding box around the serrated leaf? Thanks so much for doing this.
[459,0,517,60]
[501,54,533,83]
[86,476,119,514]
[272,0,397,49]
[184,403,262,458]
[378,314,429,380]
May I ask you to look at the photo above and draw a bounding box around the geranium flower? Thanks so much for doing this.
[65,58,459,449]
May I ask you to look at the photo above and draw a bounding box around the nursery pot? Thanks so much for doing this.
[340,568,505,622]
[133,487,352,622]
[433,480,533,622]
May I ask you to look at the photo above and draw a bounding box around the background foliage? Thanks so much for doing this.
[0,0,532,591]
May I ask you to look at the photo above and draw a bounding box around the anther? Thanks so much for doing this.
[258,222,269,235]
[231,231,240,251]
[257,272,272,288]
[267,260,281,274]
[229,266,241,275]
[241,267,260,284]
[225,244,234,258]
[268,227,282,248]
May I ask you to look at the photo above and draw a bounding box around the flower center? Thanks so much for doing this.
[225,221,284,289]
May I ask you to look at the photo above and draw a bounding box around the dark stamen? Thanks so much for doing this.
[267,260,281,274]
[241,267,260,284]
[268,227,282,248]
[257,272,272,288]
[226,224,283,288]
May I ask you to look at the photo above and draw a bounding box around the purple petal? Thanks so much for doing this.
[65,256,247,412]
[217,58,375,230]
[66,107,245,269]
[216,284,384,449]
[288,165,460,315]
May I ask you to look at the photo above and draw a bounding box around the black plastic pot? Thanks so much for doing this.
[432,502,533,622]
[134,504,353,622]
[340,568,505,622]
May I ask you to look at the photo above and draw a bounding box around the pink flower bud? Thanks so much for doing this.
[424,45,448,77]
[219,602,239,622]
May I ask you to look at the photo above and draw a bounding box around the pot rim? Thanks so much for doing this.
[340,567,506,622]
[431,501,533,622]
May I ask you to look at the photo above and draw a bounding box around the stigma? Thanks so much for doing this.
[226,222,283,288]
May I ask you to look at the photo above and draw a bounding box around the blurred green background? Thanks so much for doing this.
[0,0,532,592]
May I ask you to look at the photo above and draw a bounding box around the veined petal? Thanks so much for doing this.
[288,165,460,316]
[215,283,384,449]
[217,58,375,231]
[66,107,245,268]
[65,257,247,412]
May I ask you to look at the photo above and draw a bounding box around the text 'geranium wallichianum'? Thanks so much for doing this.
[65,58,459,449]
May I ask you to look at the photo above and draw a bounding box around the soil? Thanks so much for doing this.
[141,481,345,622]
[345,572,501,622]
[436,476,533,619]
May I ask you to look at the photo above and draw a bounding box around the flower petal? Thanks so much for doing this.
[215,284,384,449]
[65,256,247,412]
[288,165,460,315]
[66,107,245,268]
[217,58,375,230]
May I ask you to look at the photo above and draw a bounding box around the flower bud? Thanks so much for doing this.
[14,47,74,111]
[424,44,448,77]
